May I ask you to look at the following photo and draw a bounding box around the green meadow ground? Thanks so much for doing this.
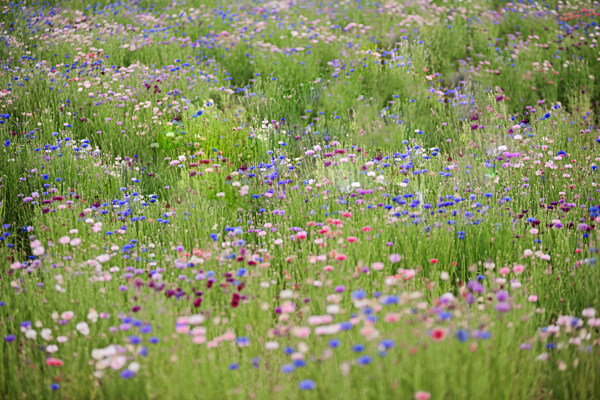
[1,0,600,398]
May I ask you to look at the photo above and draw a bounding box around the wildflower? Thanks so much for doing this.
[46,358,64,367]
[372,262,384,271]
[357,355,372,366]
[41,329,52,341]
[430,328,447,341]
[281,364,295,373]
[415,391,431,400]
[456,329,469,343]
[389,254,402,263]
[121,369,135,379]
[582,308,596,318]
[352,344,365,353]
[76,322,90,335]
[299,380,316,390]
[46,345,59,353]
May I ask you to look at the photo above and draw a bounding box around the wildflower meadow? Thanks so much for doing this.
[1,0,600,398]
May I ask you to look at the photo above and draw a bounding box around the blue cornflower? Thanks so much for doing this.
[281,364,295,374]
[357,355,372,366]
[352,344,365,353]
[299,380,316,390]
[121,369,135,379]
[293,359,306,368]
[351,290,366,300]
[456,329,469,343]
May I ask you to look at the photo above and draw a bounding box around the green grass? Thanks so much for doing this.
[1,0,600,398]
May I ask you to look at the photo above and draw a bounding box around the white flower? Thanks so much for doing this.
[87,309,99,323]
[25,329,37,340]
[96,254,110,263]
[188,314,205,325]
[582,308,596,318]
[109,356,127,370]
[76,322,90,336]
[41,328,53,341]
[92,349,106,360]
[46,344,59,353]
[265,341,279,350]
[326,304,340,314]
[128,362,140,373]
[537,353,549,361]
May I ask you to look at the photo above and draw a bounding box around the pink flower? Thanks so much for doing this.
[281,301,295,313]
[582,308,596,318]
[362,226,371,232]
[528,295,538,302]
[372,262,384,271]
[384,313,401,323]
[60,311,74,321]
[293,327,310,338]
[176,325,190,334]
[415,391,431,400]
[513,265,525,274]
[389,254,402,263]
[192,336,206,344]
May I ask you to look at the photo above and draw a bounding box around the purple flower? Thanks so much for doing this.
[495,302,511,313]
[121,369,135,379]
[496,290,509,302]
[467,280,485,294]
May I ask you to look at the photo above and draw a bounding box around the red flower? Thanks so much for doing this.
[430,328,447,342]
[193,297,202,308]
[430,259,438,264]
[46,358,64,367]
